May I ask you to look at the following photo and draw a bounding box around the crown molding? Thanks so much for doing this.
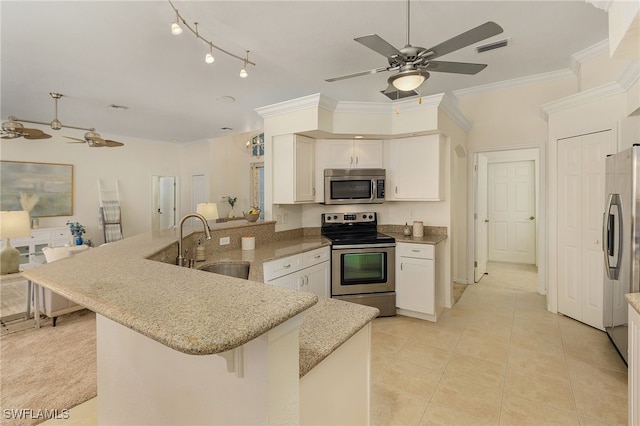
[539,62,638,121]
[255,93,337,119]
[585,0,612,12]
[452,69,575,98]
[570,39,610,74]
[438,93,472,132]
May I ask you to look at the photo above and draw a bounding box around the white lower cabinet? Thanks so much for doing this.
[630,304,640,425]
[1,227,71,266]
[395,242,438,321]
[263,247,330,298]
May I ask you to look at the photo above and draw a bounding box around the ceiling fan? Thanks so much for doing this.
[326,0,504,99]
[1,92,125,147]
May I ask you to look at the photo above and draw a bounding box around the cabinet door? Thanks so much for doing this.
[295,135,316,201]
[396,256,435,315]
[324,140,356,169]
[273,134,316,204]
[354,140,383,168]
[266,271,303,292]
[303,261,330,298]
[386,135,442,201]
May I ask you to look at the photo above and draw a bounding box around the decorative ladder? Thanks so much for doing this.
[98,179,123,243]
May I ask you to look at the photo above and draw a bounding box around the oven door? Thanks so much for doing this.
[331,245,395,296]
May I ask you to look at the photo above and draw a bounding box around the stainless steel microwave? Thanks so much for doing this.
[323,168,386,205]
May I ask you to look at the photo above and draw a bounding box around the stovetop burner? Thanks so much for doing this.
[321,212,395,247]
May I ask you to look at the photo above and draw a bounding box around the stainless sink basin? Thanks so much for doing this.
[198,262,250,279]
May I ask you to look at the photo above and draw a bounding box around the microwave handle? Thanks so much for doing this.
[371,179,376,201]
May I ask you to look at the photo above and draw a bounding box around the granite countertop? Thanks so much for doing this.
[384,232,448,245]
[22,226,379,377]
[627,293,640,315]
[22,228,322,356]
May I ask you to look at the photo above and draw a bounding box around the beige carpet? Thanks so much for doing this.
[0,310,97,426]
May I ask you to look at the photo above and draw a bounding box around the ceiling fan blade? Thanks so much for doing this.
[326,67,388,82]
[355,34,404,59]
[21,128,49,138]
[63,135,86,143]
[423,21,504,60]
[424,60,487,75]
[23,133,52,140]
[104,140,124,147]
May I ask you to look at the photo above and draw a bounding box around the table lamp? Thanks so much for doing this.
[196,203,219,221]
[1,211,31,275]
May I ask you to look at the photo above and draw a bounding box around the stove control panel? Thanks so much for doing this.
[322,212,377,224]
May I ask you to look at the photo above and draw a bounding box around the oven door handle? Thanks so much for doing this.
[332,243,396,249]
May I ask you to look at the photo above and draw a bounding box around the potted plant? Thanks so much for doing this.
[67,221,86,246]
[225,196,237,218]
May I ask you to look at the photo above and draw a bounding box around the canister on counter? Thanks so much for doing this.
[241,235,255,250]
[413,221,424,238]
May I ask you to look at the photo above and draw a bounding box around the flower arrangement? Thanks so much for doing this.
[225,196,237,209]
[66,221,85,238]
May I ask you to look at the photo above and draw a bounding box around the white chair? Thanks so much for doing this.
[39,245,89,326]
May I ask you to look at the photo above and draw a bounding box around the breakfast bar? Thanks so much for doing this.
[22,224,379,425]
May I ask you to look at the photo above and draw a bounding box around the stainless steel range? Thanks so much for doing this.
[321,212,396,316]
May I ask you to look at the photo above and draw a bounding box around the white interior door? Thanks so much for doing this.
[488,161,536,264]
[557,130,613,330]
[475,154,489,282]
[158,176,176,230]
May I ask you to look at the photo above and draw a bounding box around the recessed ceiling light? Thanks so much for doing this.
[216,96,236,103]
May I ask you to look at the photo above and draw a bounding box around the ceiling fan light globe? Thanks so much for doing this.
[50,119,62,130]
[171,22,183,35]
[389,70,429,92]
[2,120,24,133]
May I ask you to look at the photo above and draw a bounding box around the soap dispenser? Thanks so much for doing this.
[403,222,412,236]
[195,239,206,262]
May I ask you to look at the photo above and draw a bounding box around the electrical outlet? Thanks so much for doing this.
[283,213,288,224]
[219,236,230,245]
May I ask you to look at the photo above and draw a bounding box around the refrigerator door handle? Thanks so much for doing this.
[603,193,622,280]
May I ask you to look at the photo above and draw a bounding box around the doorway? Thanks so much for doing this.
[151,175,177,230]
[471,148,543,294]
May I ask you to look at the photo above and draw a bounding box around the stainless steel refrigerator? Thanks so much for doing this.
[603,145,640,364]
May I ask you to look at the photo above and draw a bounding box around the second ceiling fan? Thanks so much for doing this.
[326,0,504,99]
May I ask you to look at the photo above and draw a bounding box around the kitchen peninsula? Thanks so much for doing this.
[22,221,378,425]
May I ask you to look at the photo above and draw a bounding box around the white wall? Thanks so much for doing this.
[1,133,181,246]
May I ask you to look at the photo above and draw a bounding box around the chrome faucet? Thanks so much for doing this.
[177,213,212,267]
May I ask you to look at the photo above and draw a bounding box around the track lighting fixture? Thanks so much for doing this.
[239,51,249,78]
[205,42,215,64]
[168,1,255,78]
[170,9,183,35]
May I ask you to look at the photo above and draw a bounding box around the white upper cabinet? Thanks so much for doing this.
[384,135,444,201]
[273,134,316,204]
[323,140,383,169]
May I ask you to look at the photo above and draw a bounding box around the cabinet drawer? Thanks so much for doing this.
[397,243,434,259]
[302,246,330,268]
[263,254,302,281]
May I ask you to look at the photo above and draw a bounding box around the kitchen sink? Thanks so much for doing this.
[198,262,250,279]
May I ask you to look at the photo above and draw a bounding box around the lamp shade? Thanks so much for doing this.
[0,211,30,239]
[389,70,429,92]
[196,203,219,221]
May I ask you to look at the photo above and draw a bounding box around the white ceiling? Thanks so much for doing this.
[0,1,608,144]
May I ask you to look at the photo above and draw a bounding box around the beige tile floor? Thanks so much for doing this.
[36,261,629,425]
[370,261,628,426]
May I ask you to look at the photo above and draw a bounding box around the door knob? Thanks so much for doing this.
[484,219,489,223]
[528,216,535,220]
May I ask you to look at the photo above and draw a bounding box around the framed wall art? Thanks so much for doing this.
[0,161,73,217]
